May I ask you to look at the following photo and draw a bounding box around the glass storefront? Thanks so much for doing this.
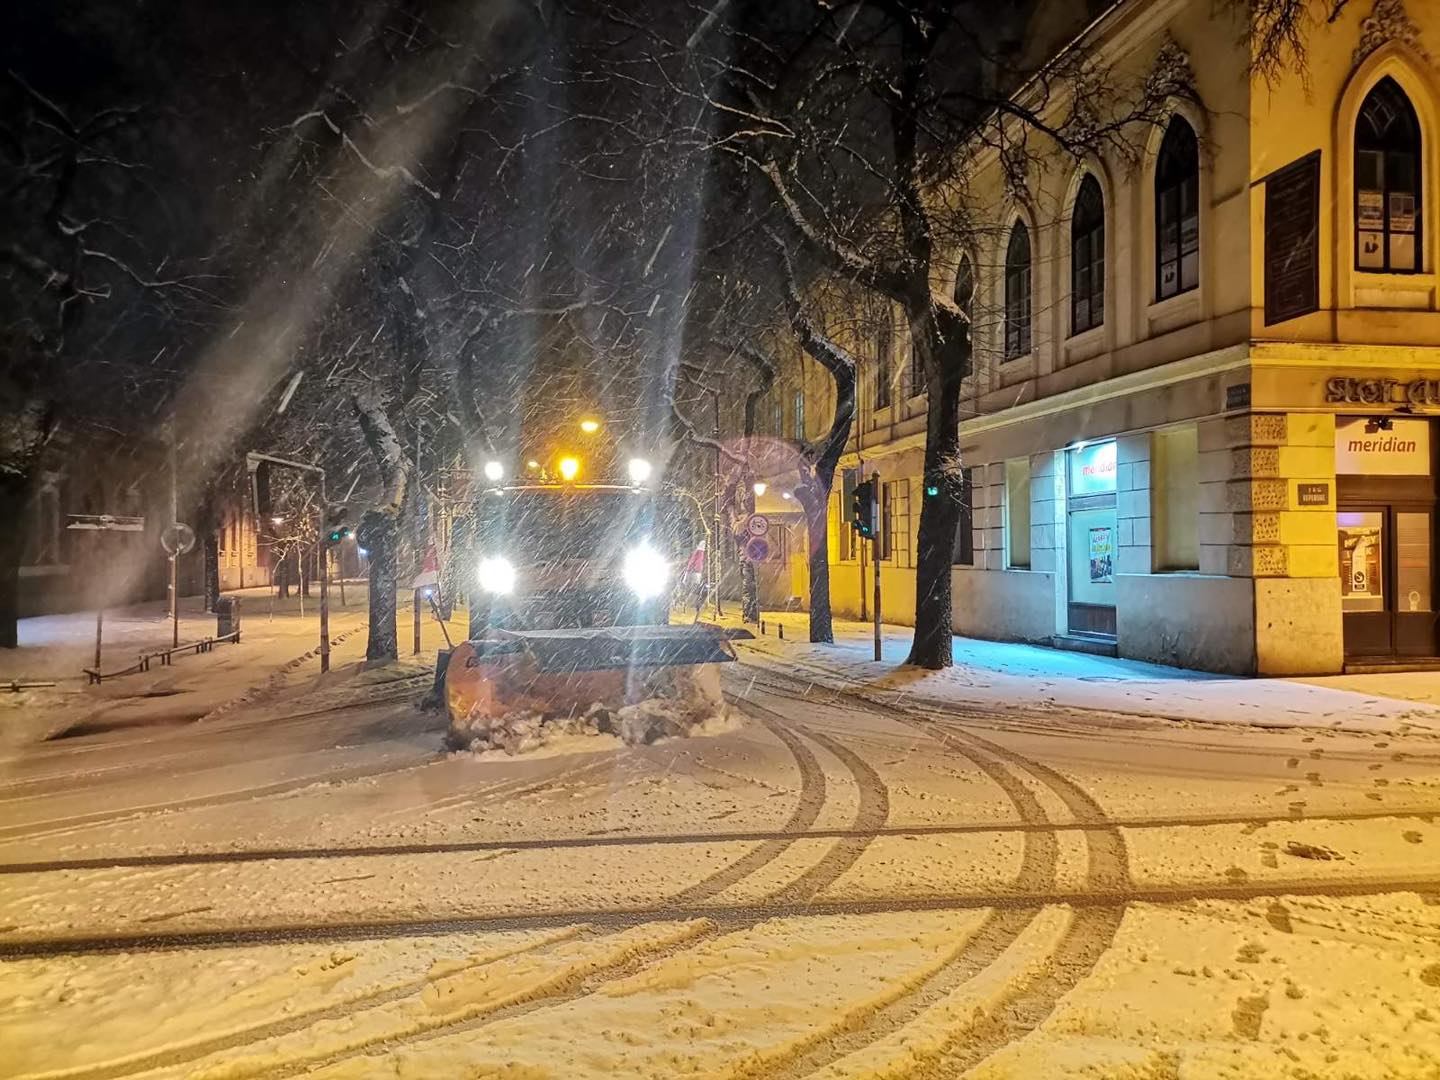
[1066,441,1118,638]
[1336,417,1437,659]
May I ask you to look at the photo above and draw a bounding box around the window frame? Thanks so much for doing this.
[1354,75,1423,275]
[1003,221,1033,361]
[952,467,975,566]
[1154,118,1200,302]
[874,316,893,411]
[1070,175,1105,335]
[1004,458,1032,570]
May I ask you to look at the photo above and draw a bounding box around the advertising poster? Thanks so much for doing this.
[1357,190,1384,229]
[1088,526,1114,583]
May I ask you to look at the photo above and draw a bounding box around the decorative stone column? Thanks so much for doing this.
[1222,412,1343,674]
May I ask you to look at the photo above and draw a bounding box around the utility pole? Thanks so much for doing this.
[711,389,723,620]
[169,418,180,647]
[870,475,881,662]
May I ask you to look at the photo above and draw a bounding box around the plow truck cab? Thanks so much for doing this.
[445,469,747,751]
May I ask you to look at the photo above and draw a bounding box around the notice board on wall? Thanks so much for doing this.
[1263,151,1321,326]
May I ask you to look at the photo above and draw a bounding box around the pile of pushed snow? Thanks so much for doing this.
[447,688,730,756]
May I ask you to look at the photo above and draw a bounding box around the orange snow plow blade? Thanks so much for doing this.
[445,625,748,732]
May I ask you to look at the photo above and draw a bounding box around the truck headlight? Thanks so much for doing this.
[622,542,668,600]
[477,556,516,595]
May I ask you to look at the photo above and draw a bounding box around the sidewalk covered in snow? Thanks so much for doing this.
[710,609,1440,736]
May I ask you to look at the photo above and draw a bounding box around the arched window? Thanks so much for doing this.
[1356,76,1421,273]
[955,254,975,323]
[874,314,893,410]
[1004,222,1032,360]
[1071,175,1105,334]
[1155,117,1199,300]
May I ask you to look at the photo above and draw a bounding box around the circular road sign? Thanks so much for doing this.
[745,513,770,538]
[744,536,770,562]
[160,521,196,556]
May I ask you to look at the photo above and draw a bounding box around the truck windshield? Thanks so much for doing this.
[476,489,658,561]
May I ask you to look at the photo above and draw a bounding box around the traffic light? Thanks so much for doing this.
[850,479,877,538]
[323,505,352,547]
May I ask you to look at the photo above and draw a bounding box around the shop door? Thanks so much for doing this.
[1067,442,1118,638]
[1339,506,1436,657]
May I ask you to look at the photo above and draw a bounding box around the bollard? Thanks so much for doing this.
[760,619,766,635]
[778,623,784,640]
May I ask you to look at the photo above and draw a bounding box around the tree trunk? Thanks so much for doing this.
[739,482,759,623]
[202,530,220,612]
[906,355,964,670]
[359,508,399,662]
[798,476,835,644]
[0,479,25,648]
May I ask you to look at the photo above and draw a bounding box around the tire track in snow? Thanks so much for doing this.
[4,805,1429,875]
[8,927,587,1080]
[669,712,828,904]
[730,675,1062,1080]
[241,702,885,1079]
[735,665,1131,1078]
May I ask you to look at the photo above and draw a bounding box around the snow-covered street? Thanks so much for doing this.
[2,628,1439,1078]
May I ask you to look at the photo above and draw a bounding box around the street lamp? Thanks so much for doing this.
[579,418,600,434]
[483,460,504,482]
[558,455,581,481]
[752,482,767,497]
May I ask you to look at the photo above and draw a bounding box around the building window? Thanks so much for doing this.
[772,394,784,438]
[1004,221,1032,360]
[1356,76,1421,273]
[1071,175,1105,334]
[953,467,975,566]
[792,389,805,439]
[1155,117,1200,300]
[955,255,975,323]
[838,468,858,562]
[1005,458,1032,569]
[907,345,923,399]
[874,316,893,411]
[882,479,911,567]
[1152,425,1200,571]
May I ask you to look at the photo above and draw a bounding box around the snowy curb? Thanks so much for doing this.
[734,641,1440,740]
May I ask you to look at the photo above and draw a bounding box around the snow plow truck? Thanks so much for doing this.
[444,463,747,751]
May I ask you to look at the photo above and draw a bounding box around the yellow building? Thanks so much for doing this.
[761,0,1440,675]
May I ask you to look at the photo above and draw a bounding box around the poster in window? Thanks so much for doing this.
[1391,232,1416,270]
[1390,192,1416,233]
[1359,230,1385,268]
[1357,190,1384,229]
[1088,526,1114,583]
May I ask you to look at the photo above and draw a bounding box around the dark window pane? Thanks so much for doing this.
[1156,118,1200,299]
[1355,77,1423,273]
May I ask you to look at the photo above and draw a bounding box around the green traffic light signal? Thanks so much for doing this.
[850,479,876,537]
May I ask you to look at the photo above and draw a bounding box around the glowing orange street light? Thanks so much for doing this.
[579,418,600,434]
[558,455,581,481]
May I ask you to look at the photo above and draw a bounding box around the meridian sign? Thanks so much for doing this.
[1334,417,1429,476]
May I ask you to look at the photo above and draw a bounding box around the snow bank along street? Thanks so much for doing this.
[2,637,1439,1078]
